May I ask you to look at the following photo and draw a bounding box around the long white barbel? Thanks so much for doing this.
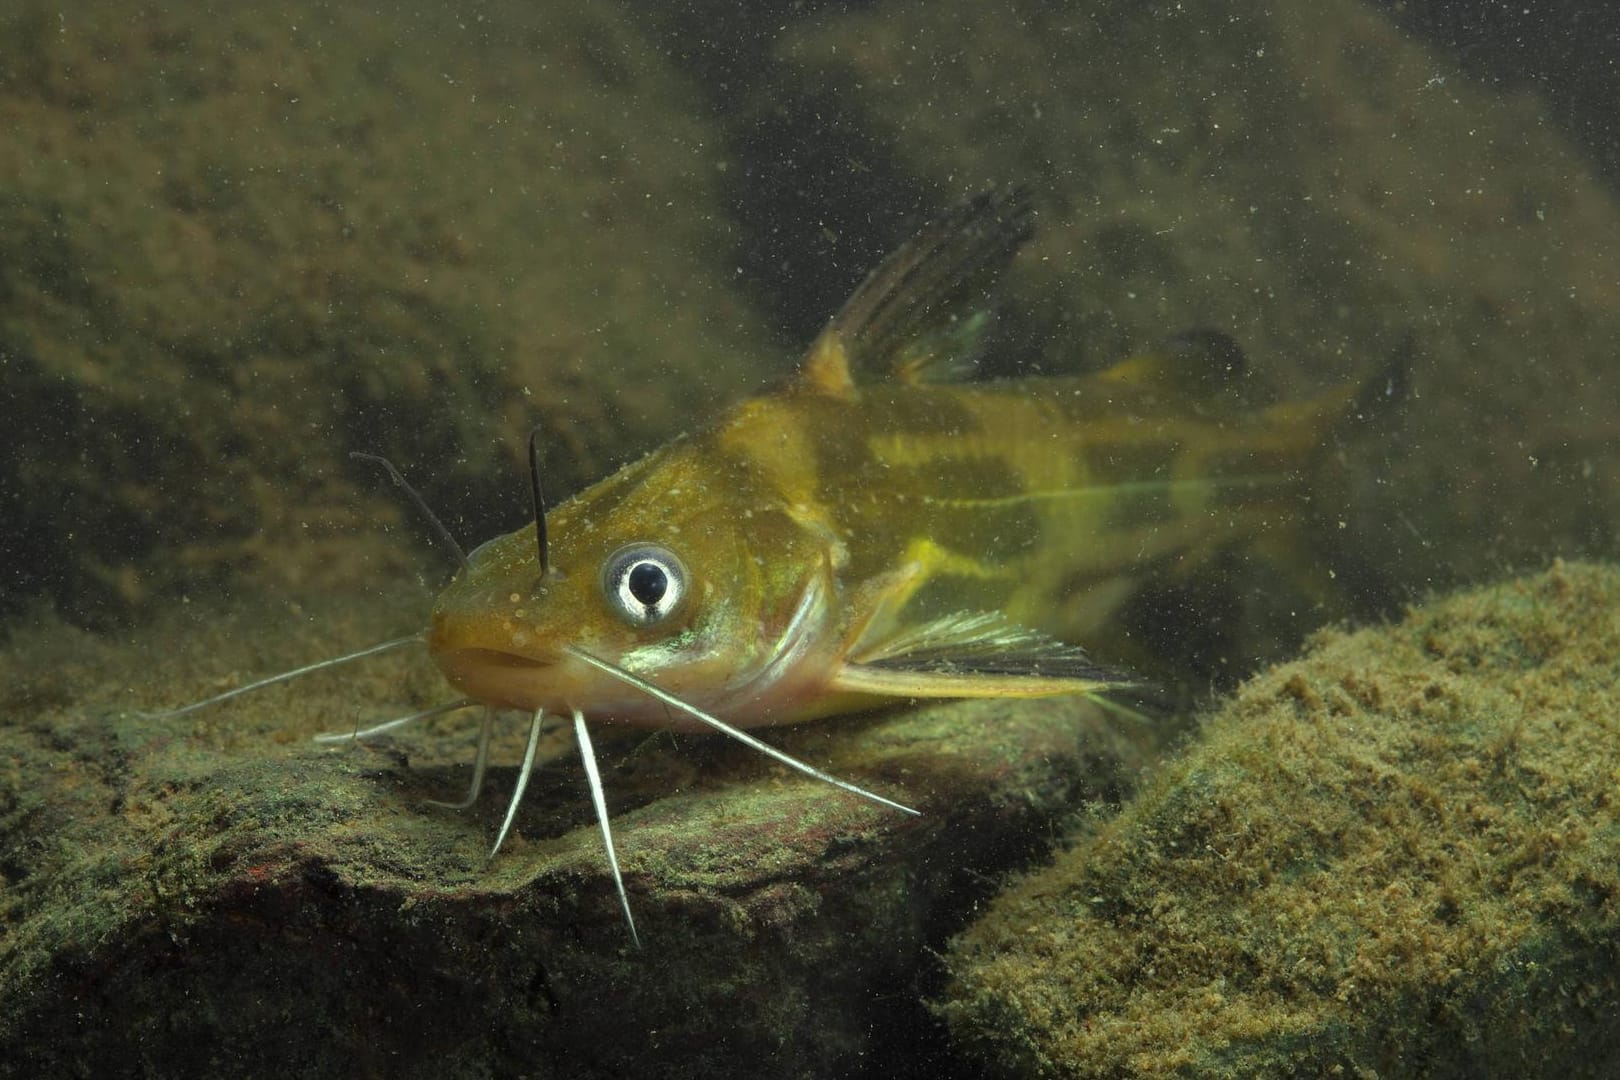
[145,634,424,719]
[312,697,478,744]
[563,645,919,818]
[572,707,640,948]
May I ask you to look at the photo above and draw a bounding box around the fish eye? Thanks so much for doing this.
[601,543,688,627]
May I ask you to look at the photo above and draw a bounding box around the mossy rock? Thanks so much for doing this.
[940,561,1620,1078]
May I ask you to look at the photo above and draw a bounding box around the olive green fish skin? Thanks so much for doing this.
[428,360,1345,727]
[428,185,1354,727]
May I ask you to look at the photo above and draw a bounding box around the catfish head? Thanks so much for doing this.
[427,430,846,730]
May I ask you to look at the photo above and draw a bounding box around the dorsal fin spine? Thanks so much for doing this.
[800,186,1035,396]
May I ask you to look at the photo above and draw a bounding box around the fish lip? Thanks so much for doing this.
[439,647,554,670]
[429,646,568,714]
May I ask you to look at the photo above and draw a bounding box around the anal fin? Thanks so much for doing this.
[832,610,1129,701]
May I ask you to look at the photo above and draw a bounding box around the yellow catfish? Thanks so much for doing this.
[159,188,1358,943]
[430,187,1348,726]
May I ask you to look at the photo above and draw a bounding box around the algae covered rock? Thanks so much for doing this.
[941,561,1620,1078]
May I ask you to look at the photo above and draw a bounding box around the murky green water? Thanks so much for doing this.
[2,2,1616,1077]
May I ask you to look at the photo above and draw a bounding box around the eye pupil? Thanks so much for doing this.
[602,543,687,626]
[626,561,667,606]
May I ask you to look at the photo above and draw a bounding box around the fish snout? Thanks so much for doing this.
[427,612,566,711]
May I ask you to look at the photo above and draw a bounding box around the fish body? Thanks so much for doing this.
[152,188,1366,942]
[428,189,1352,730]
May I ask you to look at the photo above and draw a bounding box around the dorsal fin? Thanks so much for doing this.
[802,186,1035,399]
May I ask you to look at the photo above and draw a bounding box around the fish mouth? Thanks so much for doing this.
[430,646,565,711]
[441,647,553,670]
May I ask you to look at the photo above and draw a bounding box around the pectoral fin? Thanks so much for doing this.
[830,609,1129,700]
